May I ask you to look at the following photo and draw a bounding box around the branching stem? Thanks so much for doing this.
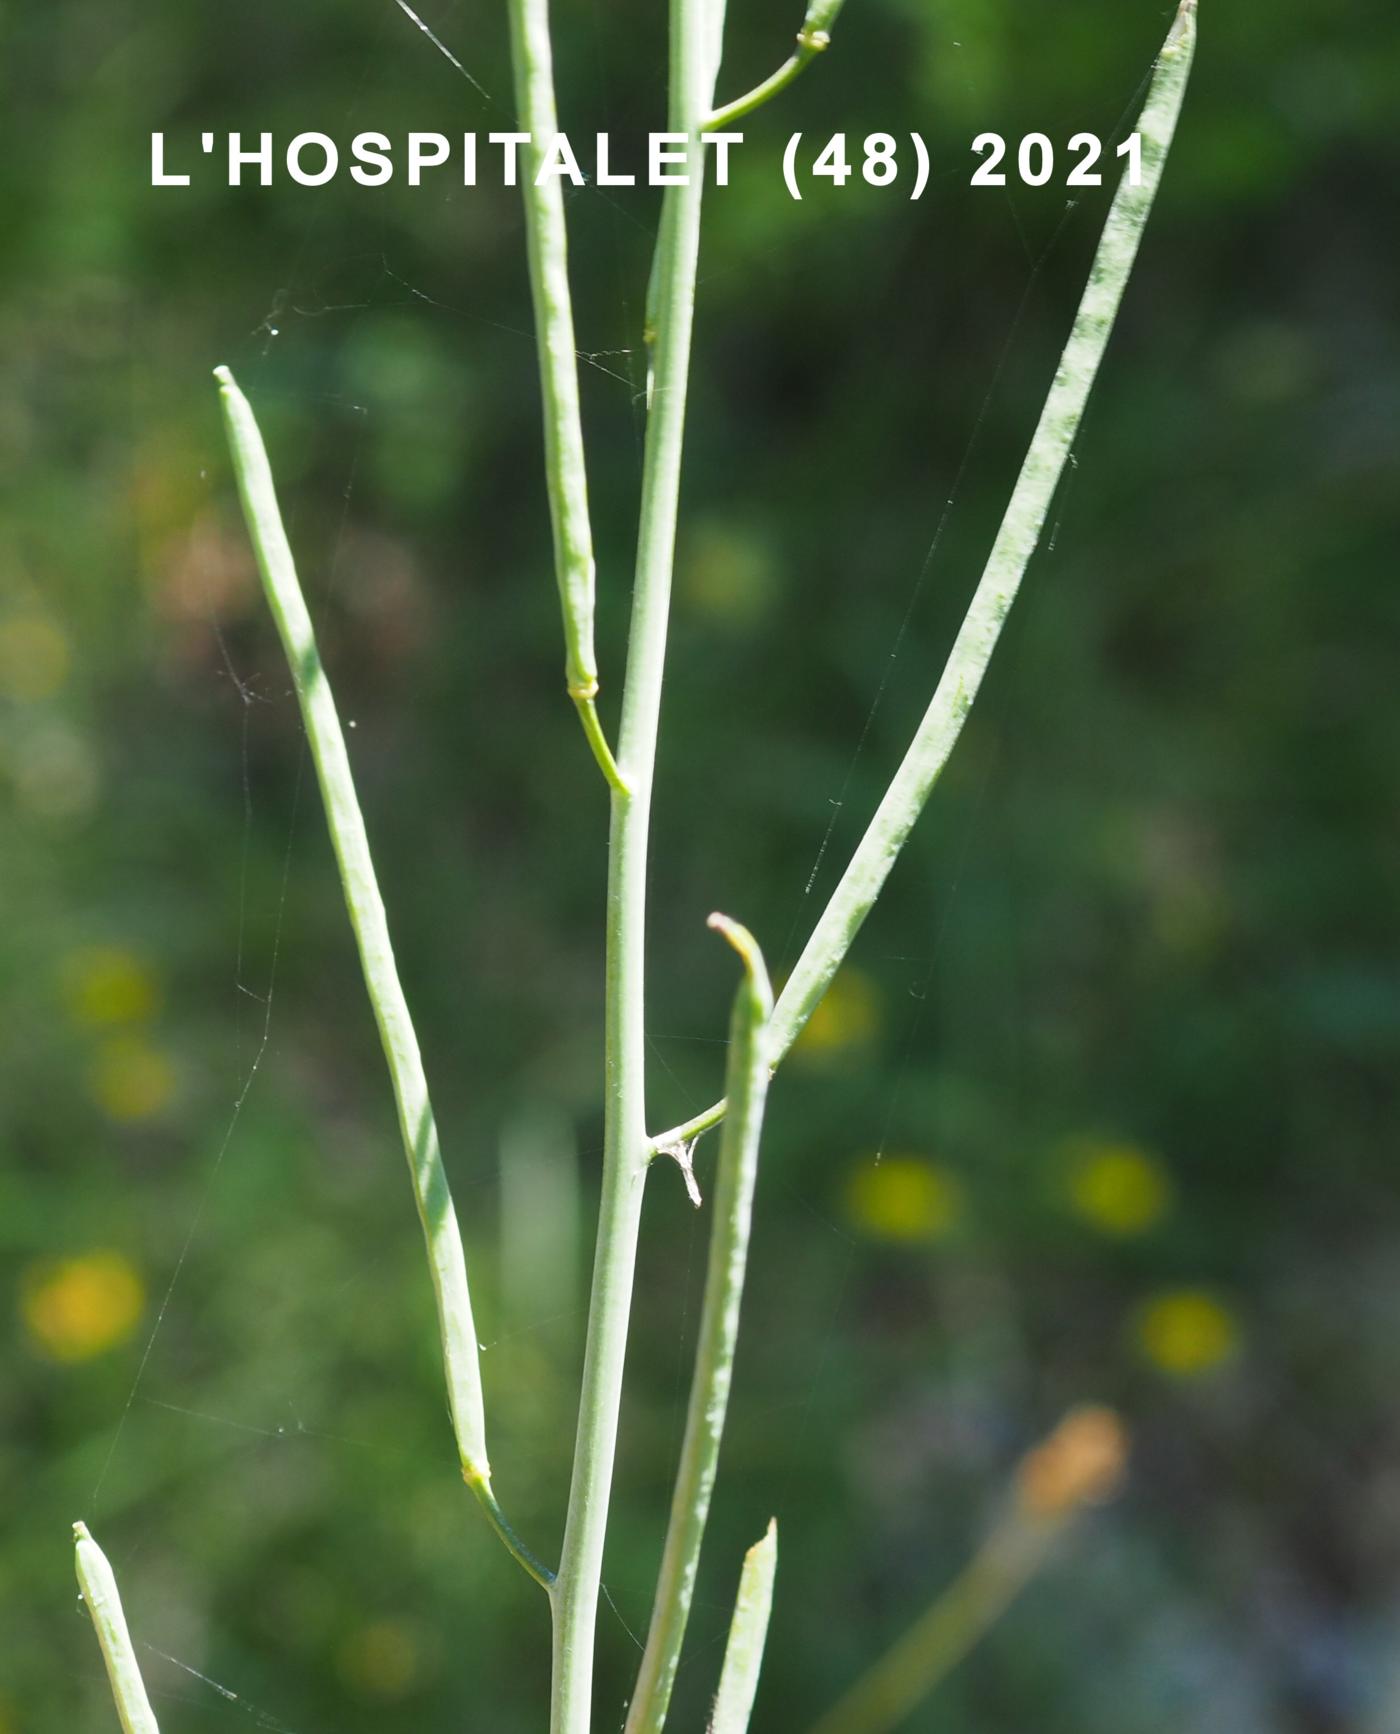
[548,0,722,1723]
[651,0,1197,1160]
[625,917,773,1734]
[703,0,846,132]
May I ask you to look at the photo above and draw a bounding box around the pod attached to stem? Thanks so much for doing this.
[652,0,1200,1160]
[625,915,773,1734]
[215,366,550,1589]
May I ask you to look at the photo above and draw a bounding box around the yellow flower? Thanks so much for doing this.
[21,1252,145,1362]
[0,615,70,701]
[89,1036,177,1122]
[1137,1289,1239,1377]
[62,946,161,1026]
[845,1155,963,1244]
[794,968,880,1061]
[338,1618,422,1699]
[1067,1141,1172,1236]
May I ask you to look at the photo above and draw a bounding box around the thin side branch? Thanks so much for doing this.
[506,0,627,795]
[704,0,847,132]
[625,917,774,1734]
[216,367,549,1588]
[651,0,1198,1159]
[806,1408,1129,1734]
[708,1521,779,1734]
[806,1523,1049,1734]
[73,1522,160,1734]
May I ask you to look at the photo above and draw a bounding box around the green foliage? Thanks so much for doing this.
[4,0,1397,1731]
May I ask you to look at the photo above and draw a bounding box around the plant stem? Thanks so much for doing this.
[549,0,719,1723]
[806,1410,1128,1734]
[73,1522,160,1734]
[704,0,847,132]
[708,1521,779,1734]
[804,1518,1053,1734]
[505,0,626,796]
[651,0,1197,1160]
[216,367,548,1584]
[626,917,773,1734]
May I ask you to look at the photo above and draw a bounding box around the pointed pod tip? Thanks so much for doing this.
[708,914,774,1015]
[73,1520,91,1543]
[707,911,759,970]
[213,364,236,390]
[741,1518,778,1568]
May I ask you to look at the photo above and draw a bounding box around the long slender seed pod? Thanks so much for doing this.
[651,0,1199,1158]
[708,1521,779,1734]
[73,1522,160,1734]
[505,0,626,795]
[215,368,551,1589]
[626,917,773,1734]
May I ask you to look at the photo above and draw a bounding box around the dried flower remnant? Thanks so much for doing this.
[1015,1405,1129,1520]
[808,1405,1133,1734]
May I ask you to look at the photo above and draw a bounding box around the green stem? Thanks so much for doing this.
[626,918,773,1734]
[216,367,546,1584]
[471,1479,558,1591]
[709,1521,779,1734]
[651,0,1197,1159]
[506,0,627,796]
[703,0,846,132]
[549,0,720,1724]
[73,1522,160,1734]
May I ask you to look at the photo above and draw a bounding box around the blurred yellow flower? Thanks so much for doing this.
[0,615,70,702]
[680,517,779,627]
[1137,1289,1239,1377]
[845,1154,963,1244]
[794,968,880,1060]
[1067,1141,1172,1236]
[21,1252,145,1362]
[338,1618,422,1699]
[89,1036,176,1122]
[63,946,160,1026]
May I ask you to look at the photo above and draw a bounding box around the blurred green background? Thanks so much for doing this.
[4,0,1398,1728]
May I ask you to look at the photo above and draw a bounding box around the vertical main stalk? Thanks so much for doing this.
[549,0,716,1727]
